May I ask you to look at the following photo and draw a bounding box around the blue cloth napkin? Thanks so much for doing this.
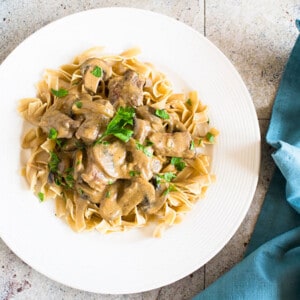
[193,20,300,300]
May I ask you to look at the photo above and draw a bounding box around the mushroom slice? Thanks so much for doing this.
[133,118,151,143]
[118,178,155,216]
[99,183,122,221]
[139,188,167,215]
[81,58,112,94]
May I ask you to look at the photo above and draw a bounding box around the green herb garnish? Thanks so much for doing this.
[51,88,69,98]
[155,109,170,119]
[129,170,141,177]
[186,99,192,106]
[105,191,111,198]
[54,176,62,186]
[75,101,83,108]
[48,152,60,173]
[94,106,135,144]
[190,140,195,150]
[156,172,176,184]
[163,184,177,196]
[48,128,58,140]
[91,66,103,78]
[206,132,215,143]
[65,169,75,188]
[56,138,65,148]
[171,157,186,171]
[38,192,44,202]
[136,142,153,157]
[145,140,154,146]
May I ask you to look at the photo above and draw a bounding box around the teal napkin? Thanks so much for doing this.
[193,20,300,300]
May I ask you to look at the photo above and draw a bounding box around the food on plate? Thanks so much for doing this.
[18,47,218,236]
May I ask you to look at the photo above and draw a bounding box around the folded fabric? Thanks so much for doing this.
[193,20,300,300]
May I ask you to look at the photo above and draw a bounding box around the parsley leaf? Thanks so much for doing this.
[91,66,103,78]
[186,98,192,106]
[94,106,135,144]
[51,88,69,98]
[48,152,60,173]
[75,101,82,108]
[48,128,58,140]
[171,157,186,171]
[156,172,176,184]
[206,132,215,143]
[136,142,153,157]
[190,140,195,150]
[155,109,170,119]
[129,170,141,177]
[38,192,44,202]
[65,174,74,188]
[163,184,177,195]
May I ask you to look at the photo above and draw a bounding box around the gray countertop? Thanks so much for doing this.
[0,1,299,299]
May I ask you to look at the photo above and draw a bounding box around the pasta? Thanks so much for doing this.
[18,47,218,237]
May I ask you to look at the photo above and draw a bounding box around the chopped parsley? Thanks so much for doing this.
[75,101,83,108]
[48,128,58,140]
[206,132,215,143]
[136,142,153,157]
[65,168,75,188]
[78,188,84,196]
[163,184,177,196]
[105,191,111,198]
[91,66,103,78]
[48,128,64,148]
[94,106,135,144]
[51,88,69,98]
[56,138,65,148]
[156,172,176,184]
[129,170,141,177]
[145,140,154,146]
[54,176,62,186]
[48,151,60,173]
[186,98,192,106]
[155,109,170,119]
[190,140,195,150]
[38,192,44,202]
[171,157,186,171]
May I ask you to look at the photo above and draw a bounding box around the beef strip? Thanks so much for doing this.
[39,108,80,138]
[108,70,145,107]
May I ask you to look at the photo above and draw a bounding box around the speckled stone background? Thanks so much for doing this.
[0,1,299,299]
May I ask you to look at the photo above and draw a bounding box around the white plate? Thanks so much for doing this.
[0,8,260,294]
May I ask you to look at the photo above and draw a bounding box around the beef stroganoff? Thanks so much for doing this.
[18,47,218,237]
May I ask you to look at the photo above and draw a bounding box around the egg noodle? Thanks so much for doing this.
[18,47,218,237]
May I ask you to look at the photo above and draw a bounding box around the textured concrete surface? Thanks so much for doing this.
[0,1,299,299]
